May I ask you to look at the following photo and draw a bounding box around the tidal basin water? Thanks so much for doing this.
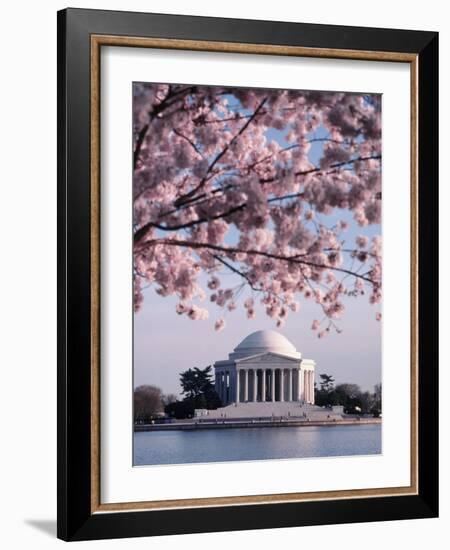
[134,424,381,466]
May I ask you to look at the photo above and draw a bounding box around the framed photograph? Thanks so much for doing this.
[57,8,438,541]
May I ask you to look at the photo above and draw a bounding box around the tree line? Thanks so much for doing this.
[134,366,221,422]
[314,374,382,416]
[134,368,381,423]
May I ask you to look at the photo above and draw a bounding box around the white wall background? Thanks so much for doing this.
[0,1,446,548]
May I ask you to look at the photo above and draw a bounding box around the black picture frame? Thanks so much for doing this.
[57,7,438,541]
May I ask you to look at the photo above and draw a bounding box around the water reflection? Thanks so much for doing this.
[134,424,381,466]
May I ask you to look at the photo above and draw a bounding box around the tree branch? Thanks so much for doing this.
[159,153,381,215]
[173,97,268,208]
[261,154,381,185]
[172,127,205,158]
[135,238,376,284]
[133,123,150,169]
[133,203,246,240]
[213,254,260,292]
[133,86,197,169]
[133,153,381,238]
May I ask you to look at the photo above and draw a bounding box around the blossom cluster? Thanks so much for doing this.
[133,83,382,332]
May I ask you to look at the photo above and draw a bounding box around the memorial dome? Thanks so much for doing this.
[231,330,301,359]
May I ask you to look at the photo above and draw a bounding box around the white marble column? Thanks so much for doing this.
[280,370,284,402]
[297,369,302,401]
[244,369,248,402]
[289,369,293,402]
[253,370,257,402]
[271,369,275,401]
[302,371,305,403]
[221,372,225,404]
[304,371,307,402]
[235,370,240,403]
[262,369,266,402]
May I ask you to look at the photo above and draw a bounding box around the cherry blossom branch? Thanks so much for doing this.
[172,128,205,159]
[213,256,299,307]
[133,203,246,240]
[159,153,381,215]
[174,97,268,207]
[212,255,261,292]
[298,264,343,330]
[133,86,197,168]
[245,138,346,173]
[261,154,381,184]
[133,154,381,237]
[135,238,376,284]
[133,123,150,170]
[199,106,297,125]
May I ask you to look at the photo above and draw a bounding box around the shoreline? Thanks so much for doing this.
[135,417,381,432]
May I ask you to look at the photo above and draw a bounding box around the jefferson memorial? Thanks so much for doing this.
[214,330,315,406]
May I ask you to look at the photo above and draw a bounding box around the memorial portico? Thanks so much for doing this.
[214,330,315,406]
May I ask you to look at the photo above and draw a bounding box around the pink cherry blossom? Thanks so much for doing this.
[133,83,382,332]
[187,305,209,321]
[356,235,369,248]
[215,318,226,331]
[207,276,220,290]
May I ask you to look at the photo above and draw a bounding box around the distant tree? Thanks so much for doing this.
[180,367,208,400]
[165,400,195,419]
[134,385,163,423]
[359,391,375,414]
[334,383,362,413]
[335,383,361,400]
[176,365,222,414]
[162,393,178,407]
[314,373,336,407]
[371,383,382,416]
[203,386,222,409]
[319,373,335,393]
[374,383,382,406]
[315,379,382,415]
[180,366,214,400]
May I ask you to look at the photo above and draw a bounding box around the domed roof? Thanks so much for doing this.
[231,330,301,360]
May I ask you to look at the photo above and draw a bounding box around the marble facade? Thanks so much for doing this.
[214,330,315,406]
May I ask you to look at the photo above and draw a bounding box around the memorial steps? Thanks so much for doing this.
[199,401,344,421]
